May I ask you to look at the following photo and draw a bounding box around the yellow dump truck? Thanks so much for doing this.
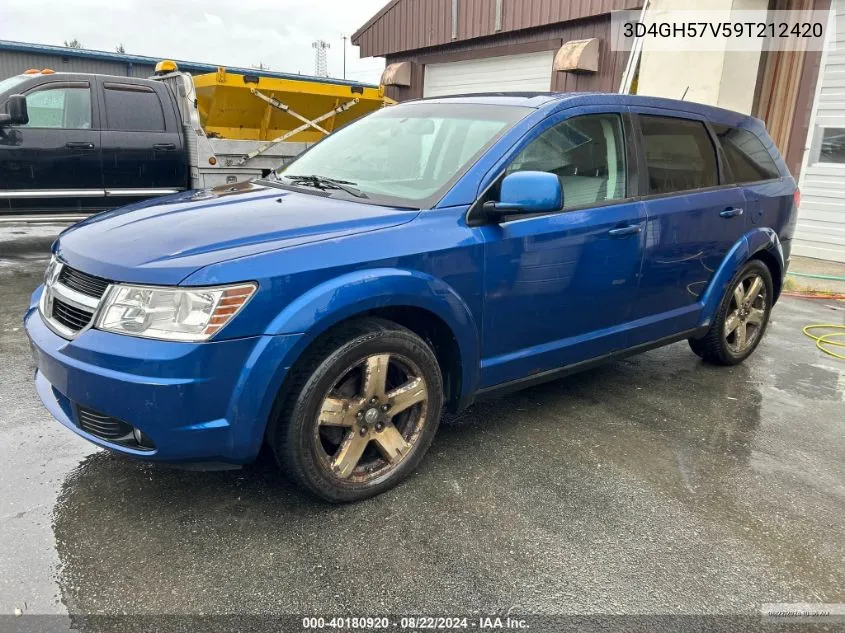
[153,61,392,188]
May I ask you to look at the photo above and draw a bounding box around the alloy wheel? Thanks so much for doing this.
[313,353,429,483]
[723,273,768,354]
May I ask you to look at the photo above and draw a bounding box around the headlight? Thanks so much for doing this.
[95,282,256,342]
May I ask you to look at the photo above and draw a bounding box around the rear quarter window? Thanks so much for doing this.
[713,124,780,183]
[639,115,718,194]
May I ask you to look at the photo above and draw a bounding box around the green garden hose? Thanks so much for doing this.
[788,271,845,282]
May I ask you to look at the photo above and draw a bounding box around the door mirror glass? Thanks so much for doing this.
[1,94,28,126]
[484,170,562,216]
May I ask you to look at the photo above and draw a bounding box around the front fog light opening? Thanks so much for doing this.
[132,427,155,450]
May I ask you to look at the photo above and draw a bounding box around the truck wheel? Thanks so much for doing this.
[689,260,773,366]
[270,318,443,502]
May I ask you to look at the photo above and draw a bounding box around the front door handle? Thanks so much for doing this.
[720,207,744,218]
[608,224,642,237]
[65,141,95,150]
[153,143,176,151]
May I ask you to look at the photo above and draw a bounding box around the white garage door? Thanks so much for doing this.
[423,50,555,98]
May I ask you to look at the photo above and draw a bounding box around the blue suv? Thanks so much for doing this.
[25,93,797,502]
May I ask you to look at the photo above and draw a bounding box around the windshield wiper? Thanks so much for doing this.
[281,174,368,199]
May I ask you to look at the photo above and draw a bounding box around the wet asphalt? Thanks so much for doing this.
[0,224,843,620]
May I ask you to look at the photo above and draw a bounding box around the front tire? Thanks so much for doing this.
[689,260,773,365]
[270,318,443,502]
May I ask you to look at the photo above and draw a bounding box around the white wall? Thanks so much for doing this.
[636,0,767,114]
[795,0,845,263]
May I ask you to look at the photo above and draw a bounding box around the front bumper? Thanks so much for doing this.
[24,289,303,464]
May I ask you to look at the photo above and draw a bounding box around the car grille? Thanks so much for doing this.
[58,266,110,299]
[42,263,112,337]
[77,407,134,442]
[51,298,93,331]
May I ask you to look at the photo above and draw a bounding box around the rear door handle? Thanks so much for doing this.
[65,142,95,150]
[720,207,744,218]
[153,143,176,151]
[608,224,642,237]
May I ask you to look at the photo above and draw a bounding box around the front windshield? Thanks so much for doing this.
[279,102,530,207]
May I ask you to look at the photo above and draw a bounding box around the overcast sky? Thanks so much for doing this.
[1,0,389,84]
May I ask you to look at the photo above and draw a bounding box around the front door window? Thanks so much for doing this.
[23,86,92,129]
[506,113,626,209]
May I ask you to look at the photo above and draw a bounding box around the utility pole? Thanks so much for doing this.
[342,35,347,80]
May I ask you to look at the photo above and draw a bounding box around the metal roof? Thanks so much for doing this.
[352,0,642,58]
[0,39,377,88]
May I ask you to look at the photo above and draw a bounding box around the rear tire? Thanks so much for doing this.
[269,318,443,503]
[689,259,773,366]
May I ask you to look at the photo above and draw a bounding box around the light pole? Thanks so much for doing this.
[342,35,347,80]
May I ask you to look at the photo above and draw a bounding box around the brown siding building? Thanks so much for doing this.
[354,0,842,263]
[352,0,642,101]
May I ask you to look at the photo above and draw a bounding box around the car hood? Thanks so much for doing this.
[55,181,420,285]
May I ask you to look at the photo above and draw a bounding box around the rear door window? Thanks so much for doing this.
[103,84,165,131]
[712,124,780,182]
[639,115,718,194]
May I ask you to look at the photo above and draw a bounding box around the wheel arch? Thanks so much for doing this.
[266,268,480,414]
[697,228,784,328]
[748,248,783,304]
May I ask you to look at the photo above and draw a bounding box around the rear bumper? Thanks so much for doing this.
[24,294,303,464]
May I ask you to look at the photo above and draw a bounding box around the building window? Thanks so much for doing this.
[817,127,845,164]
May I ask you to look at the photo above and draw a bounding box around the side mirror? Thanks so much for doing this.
[0,95,28,127]
[483,171,562,219]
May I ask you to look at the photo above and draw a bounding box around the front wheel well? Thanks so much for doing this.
[274,307,464,419]
[750,249,783,303]
[361,306,463,412]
